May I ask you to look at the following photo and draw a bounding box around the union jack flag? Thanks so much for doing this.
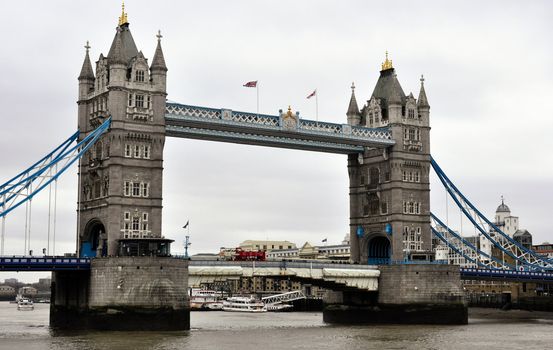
[306,89,317,99]
[243,81,257,88]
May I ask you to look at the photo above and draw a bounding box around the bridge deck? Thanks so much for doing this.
[165,103,395,154]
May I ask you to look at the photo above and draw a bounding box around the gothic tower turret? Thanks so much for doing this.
[346,82,361,126]
[76,5,168,257]
[348,53,432,264]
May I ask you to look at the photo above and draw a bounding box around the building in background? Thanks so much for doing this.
[238,240,296,252]
[533,242,553,259]
[0,285,16,300]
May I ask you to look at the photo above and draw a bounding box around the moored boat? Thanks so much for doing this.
[190,288,224,311]
[222,296,267,313]
[17,298,34,311]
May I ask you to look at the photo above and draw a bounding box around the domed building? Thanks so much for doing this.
[479,197,532,259]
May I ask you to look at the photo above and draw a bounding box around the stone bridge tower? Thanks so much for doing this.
[347,54,433,264]
[76,7,168,257]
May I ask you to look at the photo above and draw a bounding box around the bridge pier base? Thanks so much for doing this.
[323,265,468,325]
[50,256,190,330]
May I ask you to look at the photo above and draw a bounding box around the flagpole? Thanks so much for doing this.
[315,89,319,123]
[256,83,259,118]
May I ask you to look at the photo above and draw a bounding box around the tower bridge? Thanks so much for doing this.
[2,4,551,330]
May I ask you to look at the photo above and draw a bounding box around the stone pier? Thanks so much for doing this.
[50,256,190,330]
[323,264,468,325]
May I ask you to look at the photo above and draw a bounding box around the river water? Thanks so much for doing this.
[0,302,552,350]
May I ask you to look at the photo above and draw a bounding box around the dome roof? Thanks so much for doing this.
[496,198,510,213]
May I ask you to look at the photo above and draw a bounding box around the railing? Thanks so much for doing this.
[165,102,394,143]
[460,267,553,281]
[367,258,390,265]
[186,258,378,270]
[261,290,306,305]
[0,256,91,271]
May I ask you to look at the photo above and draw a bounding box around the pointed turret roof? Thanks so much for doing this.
[108,27,126,65]
[370,52,406,107]
[78,41,95,80]
[151,31,168,72]
[417,75,430,108]
[346,82,360,116]
[108,23,139,65]
[371,68,406,106]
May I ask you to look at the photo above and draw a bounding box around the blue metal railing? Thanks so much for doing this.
[0,256,91,271]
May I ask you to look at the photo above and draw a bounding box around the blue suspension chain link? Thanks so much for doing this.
[0,117,111,219]
[431,156,553,270]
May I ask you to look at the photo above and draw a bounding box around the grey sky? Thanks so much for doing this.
[1,1,552,282]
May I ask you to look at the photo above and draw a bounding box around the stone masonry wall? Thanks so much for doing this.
[89,256,188,309]
[378,264,466,305]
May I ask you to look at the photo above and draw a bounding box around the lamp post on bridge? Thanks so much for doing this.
[183,220,191,259]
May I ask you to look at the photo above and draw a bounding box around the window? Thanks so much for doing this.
[403,200,421,214]
[124,181,150,198]
[147,95,151,109]
[132,218,140,231]
[135,94,144,108]
[141,183,149,197]
[414,171,420,182]
[143,213,148,221]
[408,109,415,119]
[128,93,133,107]
[408,128,415,141]
[124,212,130,220]
[134,145,140,158]
[125,144,131,157]
[135,70,145,82]
[381,201,388,214]
[124,181,131,196]
[132,183,140,197]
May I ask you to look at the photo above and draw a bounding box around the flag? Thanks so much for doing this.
[183,220,189,229]
[306,89,316,99]
[322,238,327,243]
[243,81,257,88]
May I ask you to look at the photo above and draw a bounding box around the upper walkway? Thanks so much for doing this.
[165,102,395,154]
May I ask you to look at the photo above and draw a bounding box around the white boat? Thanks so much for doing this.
[190,288,224,311]
[222,296,267,313]
[17,298,34,311]
[265,303,294,312]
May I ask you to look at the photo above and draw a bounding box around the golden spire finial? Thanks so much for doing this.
[381,50,393,71]
[118,1,128,26]
[286,105,293,117]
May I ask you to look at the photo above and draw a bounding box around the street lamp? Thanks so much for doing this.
[183,220,191,259]
[184,235,191,259]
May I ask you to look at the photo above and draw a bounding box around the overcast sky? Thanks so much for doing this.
[1,1,552,282]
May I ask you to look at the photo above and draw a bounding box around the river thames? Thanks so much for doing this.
[0,302,552,349]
